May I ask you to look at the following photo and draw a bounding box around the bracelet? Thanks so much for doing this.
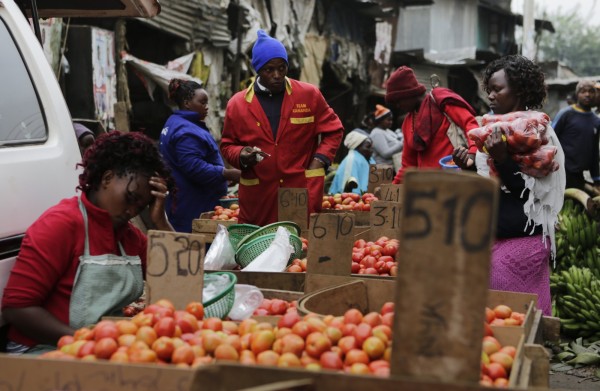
[313,157,325,165]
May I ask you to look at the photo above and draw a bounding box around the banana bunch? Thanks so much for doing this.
[556,199,599,250]
[551,265,600,340]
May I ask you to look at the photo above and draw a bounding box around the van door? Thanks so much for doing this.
[0,0,81,325]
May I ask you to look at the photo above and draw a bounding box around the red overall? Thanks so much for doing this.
[221,78,343,226]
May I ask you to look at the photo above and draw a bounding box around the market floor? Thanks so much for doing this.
[550,366,600,389]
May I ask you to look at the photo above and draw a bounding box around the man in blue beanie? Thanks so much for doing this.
[221,29,343,226]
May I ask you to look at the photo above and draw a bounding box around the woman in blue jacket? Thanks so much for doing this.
[160,79,240,232]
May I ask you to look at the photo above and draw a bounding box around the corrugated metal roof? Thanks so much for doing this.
[137,0,231,47]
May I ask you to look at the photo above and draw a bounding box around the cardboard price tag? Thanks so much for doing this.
[379,183,403,203]
[367,164,395,193]
[278,188,308,231]
[390,170,499,384]
[307,213,354,276]
[146,230,207,310]
[369,200,402,239]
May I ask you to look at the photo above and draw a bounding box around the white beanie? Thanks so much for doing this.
[344,130,369,150]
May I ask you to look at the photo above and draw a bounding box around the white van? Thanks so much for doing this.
[0,0,159,337]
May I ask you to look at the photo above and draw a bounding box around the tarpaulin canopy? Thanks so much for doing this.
[122,52,201,101]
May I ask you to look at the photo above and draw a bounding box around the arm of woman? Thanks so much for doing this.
[370,130,403,159]
[2,307,75,345]
[175,134,229,186]
[1,211,79,345]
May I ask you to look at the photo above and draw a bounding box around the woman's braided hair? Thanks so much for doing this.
[77,131,175,194]
[482,55,547,110]
[168,78,203,108]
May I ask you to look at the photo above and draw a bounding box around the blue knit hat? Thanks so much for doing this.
[251,29,288,72]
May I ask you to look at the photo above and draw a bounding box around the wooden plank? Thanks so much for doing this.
[146,230,206,310]
[541,315,561,343]
[191,216,236,235]
[208,270,305,292]
[517,343,550,389]
[391,170,499,384]
[278,188,309,231]
[0,354,196,390]
[189,363,504,391]
[302,276,396,315]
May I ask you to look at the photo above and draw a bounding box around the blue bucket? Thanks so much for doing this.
[439,155,460,170]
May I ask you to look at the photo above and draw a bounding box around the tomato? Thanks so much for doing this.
[382,244,398,257]
[354,239,367,249]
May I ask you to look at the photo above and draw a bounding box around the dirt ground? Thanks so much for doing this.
[550,366,600,390]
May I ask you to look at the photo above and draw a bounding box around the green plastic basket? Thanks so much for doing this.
[235,221,302,251]
[227,223,260,249]
[202,272,237,319]
[235,233,303,269]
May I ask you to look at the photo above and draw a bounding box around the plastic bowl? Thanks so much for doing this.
[219,197,239,208]
[439,155,460,170]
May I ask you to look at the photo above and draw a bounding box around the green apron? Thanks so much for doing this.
[69,196,144,329]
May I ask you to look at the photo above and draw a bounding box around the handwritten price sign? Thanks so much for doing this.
[278,188,308,230]
[307,213,354,276]
[390,170,498,383]
[146,230,207,310]
[367,164,395,193]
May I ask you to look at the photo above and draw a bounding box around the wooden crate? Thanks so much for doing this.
[191,212,237,241]
[298,279,540,346]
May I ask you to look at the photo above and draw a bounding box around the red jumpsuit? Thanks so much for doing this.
[393,104,479,184]
[221,78,343,226]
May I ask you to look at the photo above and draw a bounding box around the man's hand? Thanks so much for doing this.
[452,147,474,170]
[240,146,264,169]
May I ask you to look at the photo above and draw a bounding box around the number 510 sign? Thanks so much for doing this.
[391,170,499,384]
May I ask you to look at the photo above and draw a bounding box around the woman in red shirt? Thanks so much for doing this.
[1,131,174,353]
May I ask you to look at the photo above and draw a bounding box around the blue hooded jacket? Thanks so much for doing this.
[159,111,228,232]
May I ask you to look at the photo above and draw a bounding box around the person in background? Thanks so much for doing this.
[160,79,240,232]
[384,66,479,183]
[369,104,403,167]
[453,55,565,316]
[2,131,174,354]
[73,122,95,156]
[353,111,375,136]
[552,80,600,190]
[329,131,375,194]
[220,29,343,226]
[595,82,600,115]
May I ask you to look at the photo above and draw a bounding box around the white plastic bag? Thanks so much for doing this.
[242,227,293,272]
[204,224,236,270]
[202,273,231,302]
[227,284,264,321]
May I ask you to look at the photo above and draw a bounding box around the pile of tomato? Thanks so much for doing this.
[352,237,399,276]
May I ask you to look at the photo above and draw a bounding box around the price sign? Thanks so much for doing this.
[369,200,402,239]
[146,230,207,310]
[306,213,354,276]
[390,170,499,384]
[367,164,395,193]
[278,188,308,231]
[379,184,403,203]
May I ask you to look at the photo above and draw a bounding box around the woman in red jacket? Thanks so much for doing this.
[384,66,479,183]
[220,30,343,226]
[2,131,173,354]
